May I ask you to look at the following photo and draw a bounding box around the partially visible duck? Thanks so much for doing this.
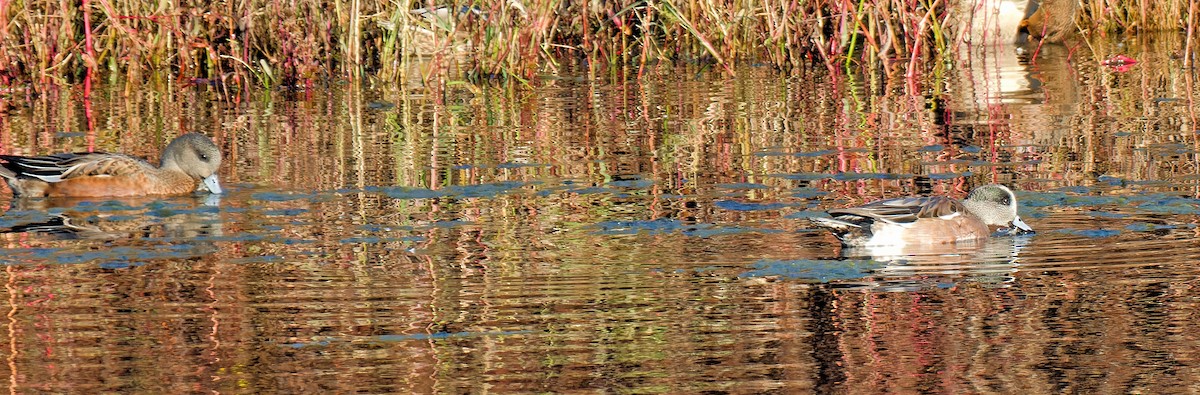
[0,133,222,198]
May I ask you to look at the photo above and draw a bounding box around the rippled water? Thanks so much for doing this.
[3,35,1200,393]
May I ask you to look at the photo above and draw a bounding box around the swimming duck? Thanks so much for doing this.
[810,184,1033,246]
[0,133,222,198]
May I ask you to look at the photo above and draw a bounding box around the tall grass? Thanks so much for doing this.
[0,0,1194,89]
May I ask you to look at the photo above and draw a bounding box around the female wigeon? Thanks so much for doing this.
[0,133,222,198]
[810,184,1033,246]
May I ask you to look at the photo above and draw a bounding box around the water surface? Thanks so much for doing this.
[1,36,1200,393]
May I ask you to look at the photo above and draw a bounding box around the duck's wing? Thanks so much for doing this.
[828,196,966,224]
[0,152,152,183]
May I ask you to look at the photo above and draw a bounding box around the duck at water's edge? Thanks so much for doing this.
[810,184,1033,247]
[0,133,222,198]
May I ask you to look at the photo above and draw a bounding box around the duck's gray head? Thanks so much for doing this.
[964,184,1033,234]
[160,133,223,194]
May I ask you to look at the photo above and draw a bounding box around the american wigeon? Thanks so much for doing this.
[810,184,1033,246]
[0,133,222,198]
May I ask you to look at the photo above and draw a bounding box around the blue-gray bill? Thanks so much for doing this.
[1003,217,1034,235]
[199,174,223,194]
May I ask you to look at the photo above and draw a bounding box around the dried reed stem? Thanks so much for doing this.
[0,0,1191,88]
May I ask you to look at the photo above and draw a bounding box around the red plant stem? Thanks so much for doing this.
[243,3,252,84]
[583,0,591,64]
[1187,0,1196,70]
[0,0,8,82]
[82,0,96,99]
[1187,1,1198,149]
[1029,8,1050,63]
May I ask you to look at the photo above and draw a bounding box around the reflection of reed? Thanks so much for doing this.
[4,33,1200,393]
[828,257,1200,393]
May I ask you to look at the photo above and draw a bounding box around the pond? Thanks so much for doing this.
[2,36,1200,393]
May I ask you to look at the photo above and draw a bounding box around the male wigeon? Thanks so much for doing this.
[0,133,222,198]
[810,184,1033,246]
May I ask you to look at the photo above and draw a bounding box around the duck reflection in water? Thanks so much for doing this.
[847,233,1034,278]
[821,234,1035,292]
[0,195,222,241]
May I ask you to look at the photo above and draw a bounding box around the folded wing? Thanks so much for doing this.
[828,196,965,224]
[0,152,151,182]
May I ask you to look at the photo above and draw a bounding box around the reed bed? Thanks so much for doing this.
[0,0,1194,88]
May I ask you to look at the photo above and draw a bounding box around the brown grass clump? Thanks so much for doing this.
[0,0,1194,89]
